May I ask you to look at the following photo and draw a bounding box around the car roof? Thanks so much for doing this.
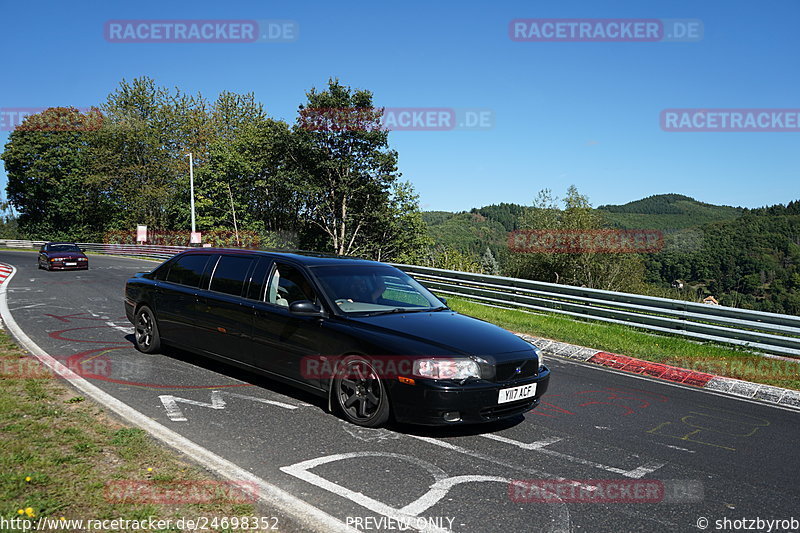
[45,242,79,245]
[177,248,384,267]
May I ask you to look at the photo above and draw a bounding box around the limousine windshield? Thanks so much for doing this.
[312,265,446,314]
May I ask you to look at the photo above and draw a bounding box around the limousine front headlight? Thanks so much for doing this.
[533,346,544,369]
[413,358,481,380]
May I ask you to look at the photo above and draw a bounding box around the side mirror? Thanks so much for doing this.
[438,296,448,305]
[80,248,86,253]
[289,300,325,317]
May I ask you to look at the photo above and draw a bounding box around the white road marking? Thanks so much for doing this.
[159,390,303,421]
[340,422,401,442]
[408,434,596,491]
[106,321,133,334]
[0,262,357,533]
[482,433,665,478]
[220,390,300,410]
[660,444,696,453]
[159,391,227,422]
[281,451,571,533]
[10,302,49,310]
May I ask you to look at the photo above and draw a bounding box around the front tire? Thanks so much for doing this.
[333,356,390,427]
[134,305,161,354]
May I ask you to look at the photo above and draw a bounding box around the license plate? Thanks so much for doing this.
[65,262,77,266]
[498,383,537,404]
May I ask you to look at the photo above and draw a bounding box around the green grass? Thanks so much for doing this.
[0,331,277,532]
[447,296,800,391]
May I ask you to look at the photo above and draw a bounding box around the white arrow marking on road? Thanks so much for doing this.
[482,433,665,478]
[221,391,302,410]
[159,390,303,422]
[160,390,227,422]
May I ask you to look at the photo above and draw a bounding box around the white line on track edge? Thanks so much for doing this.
[0,262,358,533]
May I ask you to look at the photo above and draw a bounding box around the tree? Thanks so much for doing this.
[481,247,500,275]
[360,181,432,263]
[90,77,211,231]
[291,78,401,256]
[508,186,646,291]
[2,107,111,240]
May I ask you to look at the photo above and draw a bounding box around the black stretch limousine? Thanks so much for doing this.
[124,249,550,427]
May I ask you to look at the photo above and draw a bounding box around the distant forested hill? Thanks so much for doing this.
[597,194,743,230]
[424,193,800,313]
[422,211,508,256]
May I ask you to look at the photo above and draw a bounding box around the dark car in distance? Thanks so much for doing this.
[124,249,550,427]
[38,242,89,271]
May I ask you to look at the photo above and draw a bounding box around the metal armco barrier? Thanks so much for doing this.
[3,239,798,359]
[394,264,800,360]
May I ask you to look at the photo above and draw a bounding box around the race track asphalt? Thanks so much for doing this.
[2,250,799,533]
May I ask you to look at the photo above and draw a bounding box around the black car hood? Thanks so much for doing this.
[345,310,534,357]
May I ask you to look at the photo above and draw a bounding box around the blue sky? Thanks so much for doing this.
[1,0,798,212]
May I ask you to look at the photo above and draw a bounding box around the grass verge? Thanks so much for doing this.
[0,330,276,532]
[447,296,800,391]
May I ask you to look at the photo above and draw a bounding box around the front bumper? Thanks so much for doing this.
[389,366,550,425]
[49,263,88,270]
[124,298,136,324]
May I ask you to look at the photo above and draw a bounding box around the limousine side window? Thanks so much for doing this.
[266,264,317,307]
[209,255,255,297]
[245,257,272,301]
[165,254,211,287]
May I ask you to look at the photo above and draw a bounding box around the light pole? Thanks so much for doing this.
[187,152,196,241]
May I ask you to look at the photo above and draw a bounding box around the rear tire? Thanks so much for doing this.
[333,356,390,427]
[134,305,161,354]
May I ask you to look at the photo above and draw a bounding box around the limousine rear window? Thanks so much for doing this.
[166,254,212,288]
[151,260,173,281]
[209,255,255,297]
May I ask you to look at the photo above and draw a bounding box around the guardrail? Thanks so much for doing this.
[395,264,800,360]
[3,239,799,359]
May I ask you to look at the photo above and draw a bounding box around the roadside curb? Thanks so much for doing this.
[0,263,12,285]
[514,333,800,410]
[0,262,358,533]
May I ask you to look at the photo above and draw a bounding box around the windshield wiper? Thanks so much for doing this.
[363,306,448,316]
[362,308,412,316]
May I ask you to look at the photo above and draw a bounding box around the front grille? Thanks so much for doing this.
[492,358,539,382]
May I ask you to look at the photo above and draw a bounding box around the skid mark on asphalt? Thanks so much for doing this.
[43,313,252,390]
[532,386,669,419]
[646,404,771,451]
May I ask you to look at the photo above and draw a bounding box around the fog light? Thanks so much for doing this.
[443,411,461,422]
